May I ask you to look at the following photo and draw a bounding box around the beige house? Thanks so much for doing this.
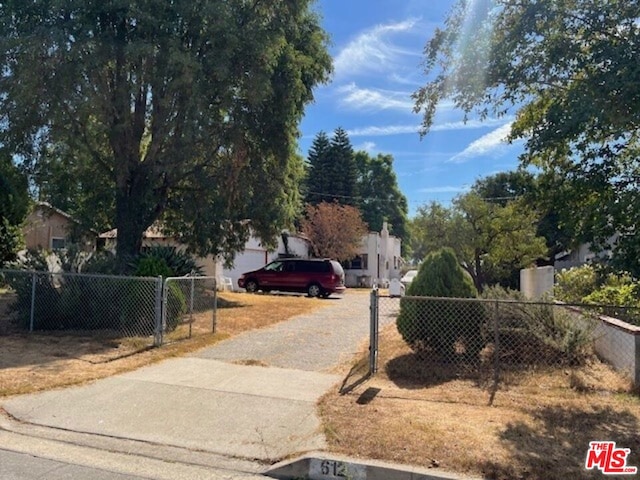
[23,202,96,252]
[99,225,219,278]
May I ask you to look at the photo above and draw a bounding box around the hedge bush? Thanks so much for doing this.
[555,265,640,325]
[397,248,485,361]
[4,248,188,334]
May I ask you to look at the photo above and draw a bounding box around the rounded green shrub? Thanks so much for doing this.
[165,282,187,332]
[134,256,172,278]
[397,248,485,361]
[406,248,477,298]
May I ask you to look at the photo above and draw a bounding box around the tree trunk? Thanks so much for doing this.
[114,187,147,273]
[474,250,484,293]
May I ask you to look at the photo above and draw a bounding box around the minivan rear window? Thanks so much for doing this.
[300,260,330,273]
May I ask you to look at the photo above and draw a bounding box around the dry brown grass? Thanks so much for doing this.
[320,322,640,480]
[0,291,324,398]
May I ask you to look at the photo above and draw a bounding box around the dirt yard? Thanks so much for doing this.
[319,323,640,480]
[0,291,325,397]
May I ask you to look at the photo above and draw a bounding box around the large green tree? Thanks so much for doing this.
[354,151,409,249]
[413,0,640,275]
[329,127,358,205]
[32,140,114,234]
[410,193,547,291]
[471,170,576,262]
[0,153,29,265]
[0,0,331,268]
[305,130,409,250]
[409,201,454,265]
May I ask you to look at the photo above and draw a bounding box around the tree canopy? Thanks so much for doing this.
[471,170,576,261]
[354,151,409,250]
[305,131,333,206]
[410,193,547,291]
[413,0,640,275]
[0,152,29,265]
[305,128,358,206]
[0,0,332,268]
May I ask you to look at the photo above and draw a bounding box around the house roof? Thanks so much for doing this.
[34,201,76,222]
[33,202,99,234]
[99,224,169,239]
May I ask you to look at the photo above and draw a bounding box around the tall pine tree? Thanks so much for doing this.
[305,127,358,206]
[305,131,331,205]
[329,127,358,205]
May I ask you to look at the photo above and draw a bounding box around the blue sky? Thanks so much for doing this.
[299,0,524,216]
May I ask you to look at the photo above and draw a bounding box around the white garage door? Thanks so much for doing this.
[224,249,268,290]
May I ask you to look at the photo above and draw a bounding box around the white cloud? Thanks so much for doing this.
[432,117,513,132]
[448,122,514,163]
[333,19,421,79]
[355,141,377,152]
[346,117,513,137]
[419,185,470,194]
[337,83,414,111]
[348,124,419,137]
[387,72,423,87]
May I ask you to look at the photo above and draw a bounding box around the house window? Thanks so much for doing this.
[51,238,66,250]
[347,254,368,270]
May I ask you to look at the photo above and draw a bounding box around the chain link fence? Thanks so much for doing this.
[0,270,218,351]
[372,292,640,390]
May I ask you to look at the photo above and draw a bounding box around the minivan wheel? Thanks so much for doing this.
[307,283,322,298]
[245,279,259,293]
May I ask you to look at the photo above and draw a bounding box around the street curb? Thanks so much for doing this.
[266,452,483,480]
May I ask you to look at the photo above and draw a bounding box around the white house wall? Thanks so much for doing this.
[219,227,402,291]
[344,224,402,288]
[221,234,310,290]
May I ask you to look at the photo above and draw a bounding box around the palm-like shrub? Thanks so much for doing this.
[135,246,203,277]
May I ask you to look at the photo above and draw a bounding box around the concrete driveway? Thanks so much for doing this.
[1,291,373,475]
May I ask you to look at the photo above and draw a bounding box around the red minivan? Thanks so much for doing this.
[238,258,346,298]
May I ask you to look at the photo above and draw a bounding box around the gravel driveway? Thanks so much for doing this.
[193,291,380,372]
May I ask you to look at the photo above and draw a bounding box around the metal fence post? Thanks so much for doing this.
[369,288,379,375]
[189,276,195,338]
[154,276,164,346]
[212,279,217,333]
[493,300,500,390]
[29,272,36,332]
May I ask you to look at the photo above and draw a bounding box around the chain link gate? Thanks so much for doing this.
[0,270,221,349]
[162,276,217,344]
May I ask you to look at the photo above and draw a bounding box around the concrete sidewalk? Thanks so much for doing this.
[2,358,339,463]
